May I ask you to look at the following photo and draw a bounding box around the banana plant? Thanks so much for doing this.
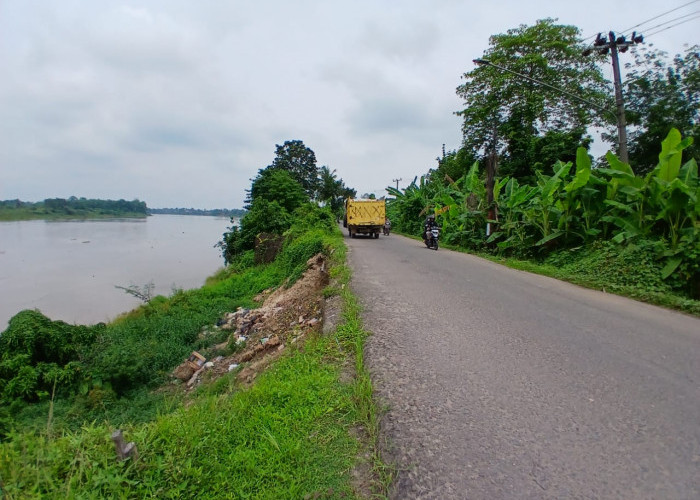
[486,177,536,252]
[386,176,433,234]
[599,152,650,243]
[648,129,697,247]
[524,161,570,246]
[553,148,594,244]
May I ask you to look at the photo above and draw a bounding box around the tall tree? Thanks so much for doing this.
[623,45,700,175]
[456,19,609,182]
[317,166,356,217]
[268,140,319,198]
[247,168,308,213]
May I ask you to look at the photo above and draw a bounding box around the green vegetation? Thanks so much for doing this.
[1,140,387,498]
[0,212,386,498]
[0,226,327,432]
[624,46,700,175]
[388,129,699,312]
[384,20,698,313]
[219,140,355,264]
[0,197,147,221]
[456,19,608,183]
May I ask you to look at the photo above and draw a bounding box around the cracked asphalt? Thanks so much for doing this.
[346,230,700,499]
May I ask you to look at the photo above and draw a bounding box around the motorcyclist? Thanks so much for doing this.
[423,214,438,242]
[383,217,392,235]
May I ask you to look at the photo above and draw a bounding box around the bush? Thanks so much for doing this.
[544,240,673,294]
[220,200,293,264]
[0,311,103,402]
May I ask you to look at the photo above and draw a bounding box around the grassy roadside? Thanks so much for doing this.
[0,228,390,498]
[479,252,700,316]
[398,232,700,317]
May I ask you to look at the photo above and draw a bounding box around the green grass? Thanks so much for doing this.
[393,229,700,316]
[0,226,390,499]
[479,246,700,316]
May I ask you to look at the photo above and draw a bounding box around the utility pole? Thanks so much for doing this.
[583,31,644,164]
[485,125,498,236]
[392,178,402,190]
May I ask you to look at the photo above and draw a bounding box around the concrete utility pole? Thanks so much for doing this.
[609,38,629,164]
[485,125,498,236]
[583,31,644,164]
[392,178,402,190]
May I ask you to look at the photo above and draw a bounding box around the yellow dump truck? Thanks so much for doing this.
[343,198,386,238]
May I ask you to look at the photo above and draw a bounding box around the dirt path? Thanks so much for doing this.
[346,231,700,499]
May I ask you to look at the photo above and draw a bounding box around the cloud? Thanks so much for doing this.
[0,1,697,205]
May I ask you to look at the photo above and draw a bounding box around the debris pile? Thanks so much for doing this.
[171,253,329,389]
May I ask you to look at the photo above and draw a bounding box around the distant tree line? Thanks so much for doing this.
[149,207,246,217]
[0,197,147,220]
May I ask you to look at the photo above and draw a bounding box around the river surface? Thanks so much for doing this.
[0,215,233,329]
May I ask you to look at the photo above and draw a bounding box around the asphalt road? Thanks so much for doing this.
[345,230,700,499]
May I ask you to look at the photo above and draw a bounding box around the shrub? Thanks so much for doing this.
[0,311,103,402]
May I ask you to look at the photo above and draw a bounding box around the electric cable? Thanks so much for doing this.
[582,1,699,43]
[620,0,699,34]
[644,13,700,37]
[626,10,700,37]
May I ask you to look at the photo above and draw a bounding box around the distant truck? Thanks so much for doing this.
[343,198,386,238]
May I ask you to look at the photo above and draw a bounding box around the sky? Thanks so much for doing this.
[1,1,698,209]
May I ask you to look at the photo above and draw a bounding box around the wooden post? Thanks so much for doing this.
[111,429,139,462]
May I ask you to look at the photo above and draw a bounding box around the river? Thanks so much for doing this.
[0,215,233,329]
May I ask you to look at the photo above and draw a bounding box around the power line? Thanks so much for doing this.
[620,0,699,34]
[625,10,700,37]
[645,13,700,38]
[582,0,699,42]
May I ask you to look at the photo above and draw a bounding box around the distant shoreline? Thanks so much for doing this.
[1,198,245,222]
[0,212,148,222]
[149,208,245,217]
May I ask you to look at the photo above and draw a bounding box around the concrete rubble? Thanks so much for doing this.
[170,253,330,389]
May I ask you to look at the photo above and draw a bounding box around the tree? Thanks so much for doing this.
[317,166,356,218]
[268,140,319,198]
[624,45,700,175]
[456,19,609,182]
[247,168,308,213]
[219,199,294,264]
[431,146,478,185]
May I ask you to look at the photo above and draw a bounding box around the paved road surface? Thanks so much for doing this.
[346,231,700,499]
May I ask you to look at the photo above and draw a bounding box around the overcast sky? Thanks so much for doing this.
[1,1,697,209]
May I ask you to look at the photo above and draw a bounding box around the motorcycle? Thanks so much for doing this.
[424,227,439,250]
[383,220,391,236]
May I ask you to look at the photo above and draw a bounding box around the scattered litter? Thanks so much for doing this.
[186,351,206,370]
[228,363,239,372]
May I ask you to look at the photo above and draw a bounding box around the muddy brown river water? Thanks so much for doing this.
[0,215,232,329]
